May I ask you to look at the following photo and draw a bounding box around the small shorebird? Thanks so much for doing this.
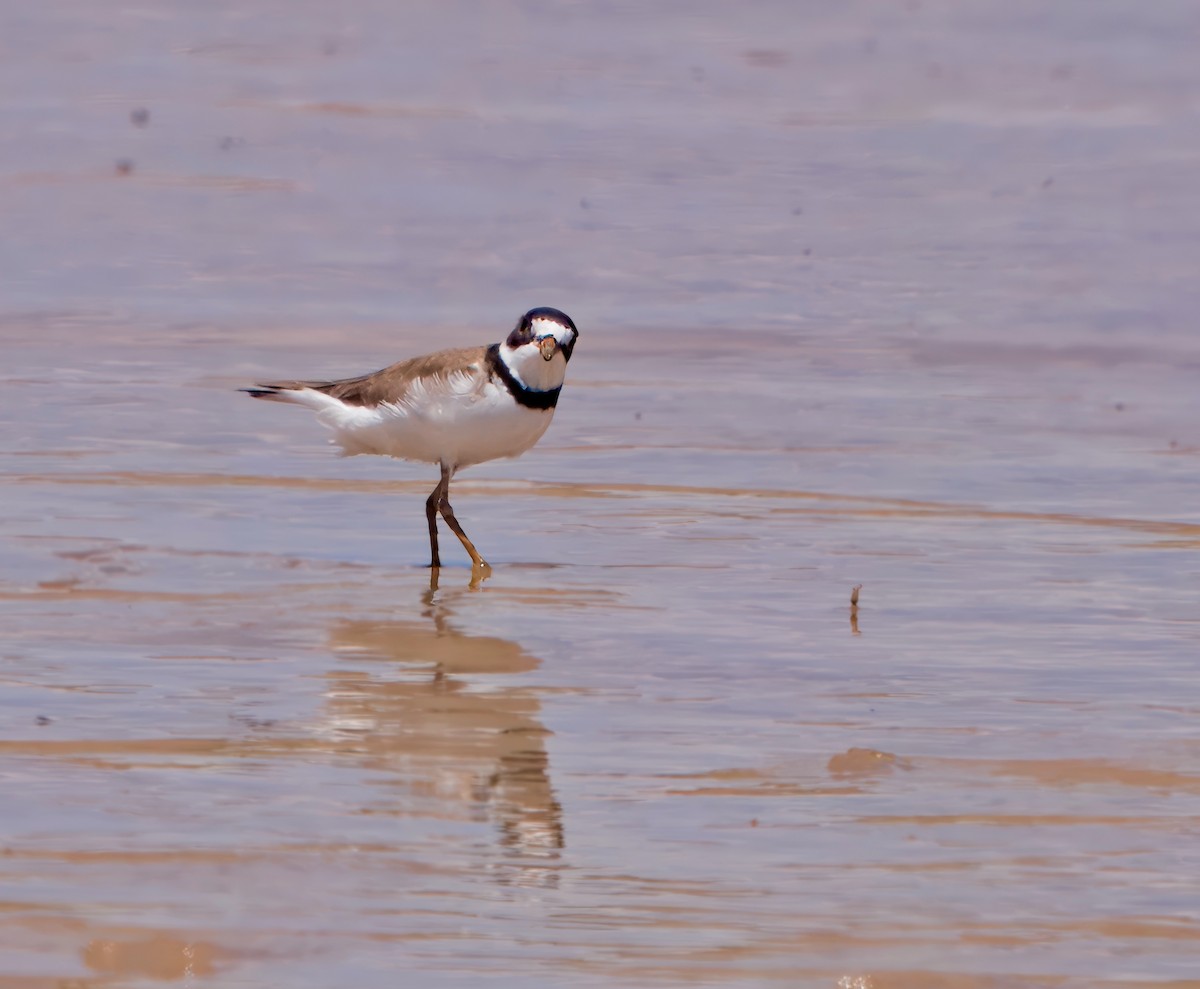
[244,307,579,571]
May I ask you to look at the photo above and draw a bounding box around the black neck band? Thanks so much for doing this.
[487,344,561,410]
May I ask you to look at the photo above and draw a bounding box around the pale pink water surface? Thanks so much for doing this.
[2,2,1200,987]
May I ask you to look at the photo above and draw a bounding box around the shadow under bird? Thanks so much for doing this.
[243,307,579,571]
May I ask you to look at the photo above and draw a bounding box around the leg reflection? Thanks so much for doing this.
[323,578,563,882]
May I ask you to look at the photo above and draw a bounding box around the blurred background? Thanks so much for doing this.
[2,2,1199,987]
[5,0,1200,339]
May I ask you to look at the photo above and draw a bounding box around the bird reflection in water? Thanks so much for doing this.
[322,570,563,886]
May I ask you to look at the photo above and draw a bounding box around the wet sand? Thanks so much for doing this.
[3,2,1200,987]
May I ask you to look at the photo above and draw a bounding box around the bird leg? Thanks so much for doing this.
[438,464,489,570]
[425,471,448,569]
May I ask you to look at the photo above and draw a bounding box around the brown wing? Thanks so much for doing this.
[248,345,490,408]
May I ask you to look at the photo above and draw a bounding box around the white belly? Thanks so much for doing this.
[320,377,555,469]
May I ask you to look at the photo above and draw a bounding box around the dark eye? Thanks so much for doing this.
[506,315,534,348]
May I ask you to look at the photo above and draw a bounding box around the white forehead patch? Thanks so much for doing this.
[530,317,574,344]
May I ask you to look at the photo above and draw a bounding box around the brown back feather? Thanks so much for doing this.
[260,346,490,408]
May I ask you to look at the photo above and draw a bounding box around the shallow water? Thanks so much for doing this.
[3,2,1200,987]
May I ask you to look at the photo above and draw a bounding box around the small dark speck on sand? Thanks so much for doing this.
[35,715,52,726]
[115,158,135,176]
[130,107,149,127]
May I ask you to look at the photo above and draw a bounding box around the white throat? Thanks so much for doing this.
[498,318,575,393]
[498,342,567,392]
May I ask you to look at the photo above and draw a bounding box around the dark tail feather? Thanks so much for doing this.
[241,379,343,405]
[242,386,292,401]
[240,382,316,403]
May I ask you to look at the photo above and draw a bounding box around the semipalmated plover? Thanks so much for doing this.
[244,307,579,570]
